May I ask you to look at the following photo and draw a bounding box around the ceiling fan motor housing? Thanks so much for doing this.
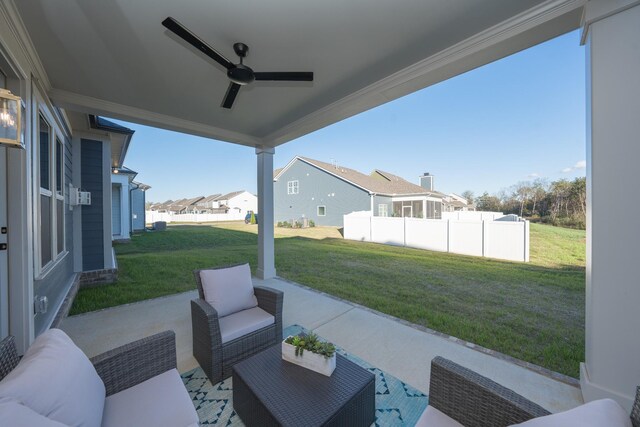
[228,63,254,85]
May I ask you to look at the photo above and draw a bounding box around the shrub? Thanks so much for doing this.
[308,220,315,228]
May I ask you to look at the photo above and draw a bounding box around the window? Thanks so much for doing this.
[287,180,299,195]
[392,200,424,218]
[39,115,52,266]
[38,114,65,271]
[378,204,388,217]
[317,205,326,216]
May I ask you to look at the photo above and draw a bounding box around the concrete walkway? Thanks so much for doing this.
[61,277,584,413]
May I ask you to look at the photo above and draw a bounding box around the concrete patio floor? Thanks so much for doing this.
[61,277,584,413]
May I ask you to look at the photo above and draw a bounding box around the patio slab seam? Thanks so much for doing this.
[275,276,580,388]
[65,289,197,319]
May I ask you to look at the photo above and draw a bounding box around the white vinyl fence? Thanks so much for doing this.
[146,211,246,224]
[441,211,505,221]
[344,212,529,262]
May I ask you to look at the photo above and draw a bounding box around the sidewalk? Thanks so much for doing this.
[61,277,584,413]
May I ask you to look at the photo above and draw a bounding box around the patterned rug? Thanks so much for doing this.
[181,325,428,426]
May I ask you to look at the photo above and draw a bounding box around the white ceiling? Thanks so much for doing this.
[15,0,583,147]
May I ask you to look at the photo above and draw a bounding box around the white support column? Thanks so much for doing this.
[256,146,276,279]
[580,0,640,411]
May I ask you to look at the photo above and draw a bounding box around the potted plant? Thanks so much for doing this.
[282,333,337,376]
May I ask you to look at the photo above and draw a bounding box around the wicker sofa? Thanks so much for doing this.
[421,356,640,427]
[0,330,198,427]
[191,264,283,385]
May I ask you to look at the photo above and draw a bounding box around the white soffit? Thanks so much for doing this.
[14,0,584,147]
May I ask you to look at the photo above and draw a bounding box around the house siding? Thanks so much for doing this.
[33,137,75,336]
[81,139,104,270]
[274,160,370,226]
[131,187,145,231]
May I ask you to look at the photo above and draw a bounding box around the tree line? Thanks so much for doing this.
[463,177,586,229]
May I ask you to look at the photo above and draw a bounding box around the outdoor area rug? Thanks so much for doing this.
[181,324,429,426]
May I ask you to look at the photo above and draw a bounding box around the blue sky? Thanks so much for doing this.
[119,30,585,203]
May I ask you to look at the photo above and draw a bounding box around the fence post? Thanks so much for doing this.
[446,219,450,253]
[403,216,407,247]
[482,220,486,257]
[524,220,530,262]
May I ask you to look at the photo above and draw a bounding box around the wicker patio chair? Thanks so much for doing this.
[0,331,177,395]
[428,356,551,426]
[429,357,640,426]
[191,265,283,385]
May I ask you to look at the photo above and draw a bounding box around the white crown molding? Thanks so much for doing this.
[49,88,263,147]
[0,0,52,90]
[580,0,640,44]
[264,0,586,146]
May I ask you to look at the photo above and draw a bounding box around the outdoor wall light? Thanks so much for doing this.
[0,88,22,149]
[112,168,119,174]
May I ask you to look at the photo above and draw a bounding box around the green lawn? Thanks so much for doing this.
[70,222,585,378]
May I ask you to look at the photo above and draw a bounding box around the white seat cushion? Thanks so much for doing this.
[219,306,275,344]
[415,406,464,427]
[102,369,199,427]
[200,263,258,317]
[0,329,105,427]
[509,398,632,427]
[0,400,68,426]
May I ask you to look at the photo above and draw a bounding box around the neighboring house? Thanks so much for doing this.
[147,191,258,216]
[444,193,475,212]
[194,194,222,212]
[111,166,137,241]
[214,191,258,215]
[274,157,448,226]
[176,196,205,214]
[131,181,151,232]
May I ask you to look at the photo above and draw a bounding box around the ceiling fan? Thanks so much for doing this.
[162,17,314,109]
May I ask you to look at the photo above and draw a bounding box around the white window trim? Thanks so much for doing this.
[378,204,388,217]
[287,180,299,195]
[317,205,326,216]
[34,93,68,279]
[55,137,66,256]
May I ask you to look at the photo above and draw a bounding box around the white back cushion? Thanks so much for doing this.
[510,398,632,427]
[200,263,258,317]
[0,329,105,427]
[0,400,69,426]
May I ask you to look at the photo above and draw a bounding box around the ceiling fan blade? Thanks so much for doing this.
[162,17,233,70]
[254,72,314,82]
[221,82,241,109]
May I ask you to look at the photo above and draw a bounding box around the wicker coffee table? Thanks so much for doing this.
[232,345,375,426]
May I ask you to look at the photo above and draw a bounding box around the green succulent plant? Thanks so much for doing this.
[285,333,336,359]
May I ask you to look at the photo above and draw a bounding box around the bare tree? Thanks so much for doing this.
[461,190,475,204]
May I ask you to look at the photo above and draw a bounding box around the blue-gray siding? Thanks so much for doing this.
[81,139,104,271]
[131,188,146,231]
[274,160,370,226]
[33,138,74,335]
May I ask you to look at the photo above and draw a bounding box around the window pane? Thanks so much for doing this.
[435,202,442,219]
[412,201,423,218]
[57,199,64,254]
[392,202,402,217]
[41,194,52,265]
[56,139,63,194]
[317,206,326,216]
[39,116,50,190]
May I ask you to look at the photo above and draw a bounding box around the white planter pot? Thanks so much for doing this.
[281,338,336,377]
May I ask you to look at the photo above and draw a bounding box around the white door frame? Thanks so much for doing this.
[0,147,8,339]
